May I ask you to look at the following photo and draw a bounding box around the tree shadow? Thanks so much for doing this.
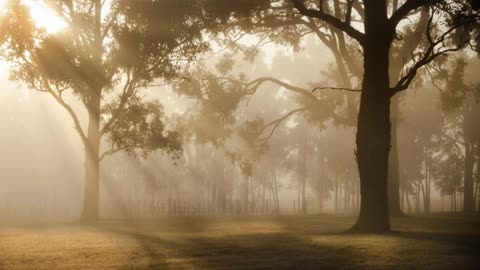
[105,228,361,270]
[100,215,480,270]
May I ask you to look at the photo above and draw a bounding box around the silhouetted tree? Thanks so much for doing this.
[205,0,479,231]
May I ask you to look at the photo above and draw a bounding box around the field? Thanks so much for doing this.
[0,215,479,270]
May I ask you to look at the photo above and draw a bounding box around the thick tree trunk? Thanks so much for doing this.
[351,1,392,232]
[80,0,102,223]
[354,90,392,231]
[464,141,474,212]
[80,106,101,222]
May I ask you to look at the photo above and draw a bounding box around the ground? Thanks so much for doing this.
[0,215,479,270]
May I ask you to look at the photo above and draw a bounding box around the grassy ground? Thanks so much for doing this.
[0,214,479,269]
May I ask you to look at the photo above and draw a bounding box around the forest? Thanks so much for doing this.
[0,0,479,269]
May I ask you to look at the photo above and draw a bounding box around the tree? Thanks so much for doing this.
[431,58,480,212]
[0,0,209,222]
[190,0,479,230]
[203,1,436,218]
[286,0,479,231]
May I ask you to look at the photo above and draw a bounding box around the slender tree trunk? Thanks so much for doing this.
[344,183,347,211]
[453,188,457,212]
[464,141,475,212]
[351,2,392,232]
[400,185,405,210]
[243,175,249,215]
[334,181,339,212]
[424,147,431,215]
[272,170,280,214]
[415,182,420,214]
[405,189,412,214]
[388,96,404,216]
[450,192,454,212]
[474,180,479,212]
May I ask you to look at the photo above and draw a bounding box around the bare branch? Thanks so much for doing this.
[389,0,439,30]
[312,86,361,93]
[245,77,314,98]
[289,0,365,45]
[258,107,307,142]
[390,9,478,95]
[345,0,354,25]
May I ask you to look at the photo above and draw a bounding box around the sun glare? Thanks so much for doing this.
[22,0,67,34]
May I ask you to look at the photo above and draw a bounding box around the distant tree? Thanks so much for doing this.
[0,0,211,222]
[432,151,464,212]
[431,58,480,212]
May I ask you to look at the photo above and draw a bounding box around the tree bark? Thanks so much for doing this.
[351,1,392,232]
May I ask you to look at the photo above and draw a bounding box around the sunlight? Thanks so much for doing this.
[0,0,7,16]
[22,0,66,34]
[0,0,66,33]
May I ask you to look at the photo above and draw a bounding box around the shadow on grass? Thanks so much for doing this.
[102,216,480,270]
[106,228,361,270]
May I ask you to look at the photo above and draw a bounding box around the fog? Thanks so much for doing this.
[0,1,479,269]
[0,35,477,223]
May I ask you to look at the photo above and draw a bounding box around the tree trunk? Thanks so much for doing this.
[79,0,102,223]
[474,180,479,212]
[464,141,475,212]
[388,96,404,216]
[351,2,392,232]
[424,147,431,215]
[272,170,280,214]
[405,189,412,214]
[80,105,101,222]
[334,181,339,212]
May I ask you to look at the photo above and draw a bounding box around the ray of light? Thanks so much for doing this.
[21,0,67,33]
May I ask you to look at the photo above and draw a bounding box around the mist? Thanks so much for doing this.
[0,1,479,269]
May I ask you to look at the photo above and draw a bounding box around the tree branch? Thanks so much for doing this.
[245,77,314,98]
[100,70,136,137]
[39,75,88,146]
[258,107,307,142]
[390,9,477,95]
[312,86,361,93]
[389,0,439,30]
[289,0,365,45]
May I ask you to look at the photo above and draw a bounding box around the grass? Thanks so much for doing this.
[0,214,479,269]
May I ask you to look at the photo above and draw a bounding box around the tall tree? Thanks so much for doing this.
[287,0,479,231]
[0,0,210,222]
[200,1,479,221]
